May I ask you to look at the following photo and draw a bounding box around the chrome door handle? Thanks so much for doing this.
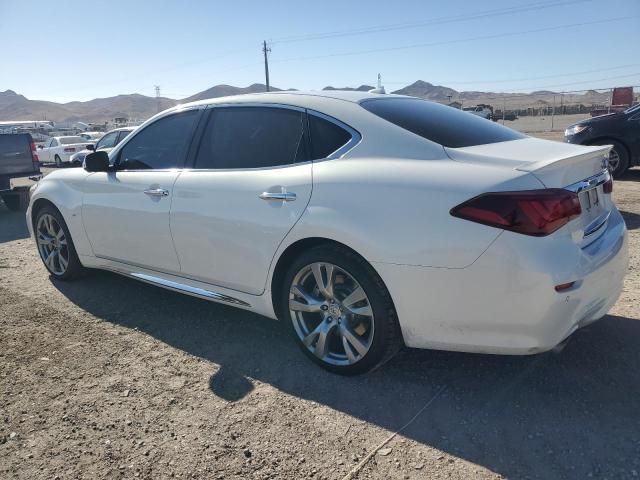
[144,188,169,197]
[259,192,296,202]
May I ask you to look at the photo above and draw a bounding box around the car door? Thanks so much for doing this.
[170,105,313,295]
[82,108,202,273]
[40,138,55,162]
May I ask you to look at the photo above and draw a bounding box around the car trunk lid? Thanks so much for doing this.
[445,137,614,247]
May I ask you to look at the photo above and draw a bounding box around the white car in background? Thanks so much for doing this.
[37,136,93,167]
[70,127,135,165]
[462,105,493,120]
[27,91,628,374]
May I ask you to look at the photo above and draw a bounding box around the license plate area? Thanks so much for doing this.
[579,187,601,213]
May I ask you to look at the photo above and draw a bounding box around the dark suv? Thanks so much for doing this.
[565,103,640,177]
[0,133,41,210]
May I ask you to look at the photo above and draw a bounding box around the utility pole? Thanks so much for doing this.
[262,40,271,92]
[155,85,161,113]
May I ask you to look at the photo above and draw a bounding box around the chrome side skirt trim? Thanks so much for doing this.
[129,272,251,307]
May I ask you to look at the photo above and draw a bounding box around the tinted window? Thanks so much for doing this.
[0,134,28,153]
[309,114,352,159]
[195,107,305,169]
[117,130,132,143]
[361,98,525,148]
[96,132,118,150]
[118,110,198,170]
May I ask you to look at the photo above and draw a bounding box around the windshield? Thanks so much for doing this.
[361,98,525,148]
[59,136,87,144]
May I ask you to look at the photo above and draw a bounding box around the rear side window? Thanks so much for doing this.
[361,98,525,148]
[118,110,198,170]
[195,107,305,169]
[308,114,352,159]
[96,131,118,150]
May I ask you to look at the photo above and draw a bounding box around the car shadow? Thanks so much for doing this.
[621,210,640,230]
[52,270,640,479]
[619,167,640,182]
[0,206,29,243]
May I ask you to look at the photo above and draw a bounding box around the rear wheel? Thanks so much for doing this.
[55,155,62,167]
[280,244,402,375]
[34,206,85,280]
[590,140,629,177]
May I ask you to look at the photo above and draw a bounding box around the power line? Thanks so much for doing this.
[270,0,591,44]
[382,63,640,86]
[271,15,640,66]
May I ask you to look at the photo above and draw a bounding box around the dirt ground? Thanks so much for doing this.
[1,168,639,480]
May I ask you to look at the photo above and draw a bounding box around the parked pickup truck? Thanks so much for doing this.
[0,133,41,211]
[37,136,93,167]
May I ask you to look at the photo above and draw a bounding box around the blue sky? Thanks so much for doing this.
[1,0,638,102]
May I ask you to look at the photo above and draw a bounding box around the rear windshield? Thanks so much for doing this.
[59,136,87,144]
[361,98,525,148]
[0,134,29,152]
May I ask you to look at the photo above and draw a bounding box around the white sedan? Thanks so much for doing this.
[26,91,628,374]
[37,136,93,167]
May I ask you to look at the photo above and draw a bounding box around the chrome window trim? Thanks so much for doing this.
[565,169,610,193]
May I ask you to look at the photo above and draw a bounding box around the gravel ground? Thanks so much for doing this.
[1,169,639,480]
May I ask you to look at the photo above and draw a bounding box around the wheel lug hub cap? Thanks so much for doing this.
[328,303,341,317]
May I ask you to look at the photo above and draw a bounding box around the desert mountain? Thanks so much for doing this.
[0,81,615,123]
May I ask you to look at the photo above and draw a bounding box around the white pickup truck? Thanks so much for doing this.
[38,136,93,167]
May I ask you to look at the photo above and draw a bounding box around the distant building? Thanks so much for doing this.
[448,101,462,109]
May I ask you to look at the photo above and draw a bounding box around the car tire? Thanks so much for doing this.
[280,244,403,375]
[34,206,85,280]
[55,155,62,168]
[590,140,629,177]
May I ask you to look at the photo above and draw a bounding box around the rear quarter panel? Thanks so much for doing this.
[280,156,544,269]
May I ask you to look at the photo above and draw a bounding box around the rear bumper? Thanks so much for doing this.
[374,209,628,354]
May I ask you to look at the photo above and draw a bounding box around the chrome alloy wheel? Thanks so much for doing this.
[607,148,620,173]
[36,213,69,275]
[289,262,375,366]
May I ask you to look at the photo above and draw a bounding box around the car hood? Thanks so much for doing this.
[569,111,624,128]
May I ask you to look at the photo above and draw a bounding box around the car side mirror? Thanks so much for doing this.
[86,144,95,151]
[84,151,110,172]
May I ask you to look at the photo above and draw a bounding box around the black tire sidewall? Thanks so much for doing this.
[35,206,83,280]
[592,140,629,177]
[280,245,400,375]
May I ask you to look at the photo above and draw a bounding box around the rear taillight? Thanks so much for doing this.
[31,142,39,162]
[450,189,582,236]
[603,177,613,194]
[64,147,76,153]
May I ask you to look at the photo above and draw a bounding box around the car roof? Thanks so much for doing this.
[181,90,406,109]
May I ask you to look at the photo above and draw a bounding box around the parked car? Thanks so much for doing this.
[27,92,628,374]
[565,103,640,177]
[462,105,493,120]
[78,131,104,142]
[38,136,93,167]
[70,127,135,165]
[0,133,40,211]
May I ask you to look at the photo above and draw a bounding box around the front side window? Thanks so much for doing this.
[118,110,198,170]
[361,98,525,148]
[96,132,118,150]
[194,107,305,169]
[50,139,58,147]
[308,114,352,159]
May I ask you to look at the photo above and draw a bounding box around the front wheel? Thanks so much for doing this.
[34,206,85,280]
[280,245,402,375]
[591,140,629,177]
